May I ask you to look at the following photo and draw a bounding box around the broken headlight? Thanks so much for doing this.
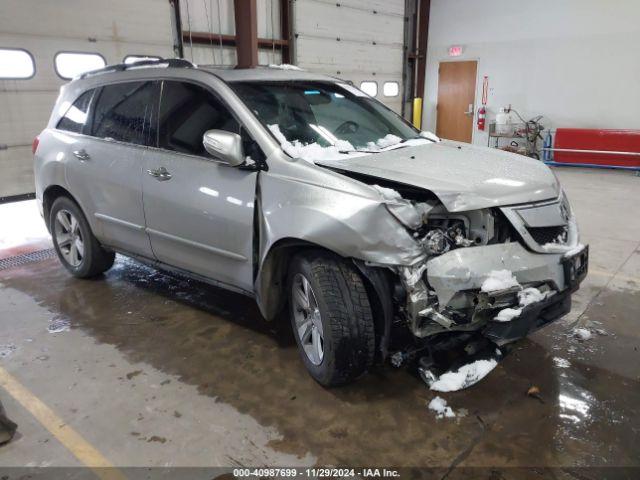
[560,189,573,219]
[419,220,474,255]
[423,229,450,255]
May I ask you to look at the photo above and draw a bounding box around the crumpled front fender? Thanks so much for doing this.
[254,169,426,319]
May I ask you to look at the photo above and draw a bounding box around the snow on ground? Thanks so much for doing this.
[48,317,70,334]
[573,327,592,340]
[0,200,49,249]
[428,396,455,419]
[553,357,571,368]
[429,358,498,392]
[481,269,520,292]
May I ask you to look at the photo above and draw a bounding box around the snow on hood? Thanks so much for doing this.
[316,140,560,212]
[267,125,432,163]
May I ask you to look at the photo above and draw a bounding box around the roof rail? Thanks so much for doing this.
[78,58,194,80]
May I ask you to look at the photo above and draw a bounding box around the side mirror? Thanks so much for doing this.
[202,130,245,167]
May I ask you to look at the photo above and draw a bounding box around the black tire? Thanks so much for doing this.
[288,251,375,386]
[49,196,115,278]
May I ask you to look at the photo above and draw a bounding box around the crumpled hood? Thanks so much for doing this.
[316,140,560,212]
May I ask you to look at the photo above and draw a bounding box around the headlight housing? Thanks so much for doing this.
[560,189,573,220]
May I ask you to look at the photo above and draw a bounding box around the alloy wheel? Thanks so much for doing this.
[54,209,84,267]
[292,273,324,365]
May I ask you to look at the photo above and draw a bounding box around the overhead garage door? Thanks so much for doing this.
[293,0,406,113]
[0,0,174,200]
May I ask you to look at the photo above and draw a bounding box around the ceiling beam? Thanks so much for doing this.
[181,31,289,49]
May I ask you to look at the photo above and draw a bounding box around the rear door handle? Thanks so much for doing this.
[147,166,172,181]
[72,149,90,161]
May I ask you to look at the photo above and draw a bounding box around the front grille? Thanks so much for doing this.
[526,226,567,245]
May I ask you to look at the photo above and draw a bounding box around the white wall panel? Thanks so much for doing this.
[0,0,174,197]
[293,0,405,112]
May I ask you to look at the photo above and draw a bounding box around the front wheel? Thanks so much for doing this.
[50,196,115,278]
[288,251,375,386]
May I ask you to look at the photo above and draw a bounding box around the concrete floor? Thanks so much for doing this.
[0,168,639,473]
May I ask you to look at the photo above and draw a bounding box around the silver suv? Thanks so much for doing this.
[34,59,588,386]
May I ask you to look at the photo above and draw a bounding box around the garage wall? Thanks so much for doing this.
[0,0,174,198]
[423,0,640,145]
[179,0,284,66]
[293,0,406,112]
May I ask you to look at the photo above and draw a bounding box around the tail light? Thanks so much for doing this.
[32,136,40,155]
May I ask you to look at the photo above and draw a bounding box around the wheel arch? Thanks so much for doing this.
[42,185,77,231]
[255,237,395,362]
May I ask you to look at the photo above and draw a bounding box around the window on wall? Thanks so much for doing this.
[0,48,35,79]
[123,55,161,65]
[359,81,377,97]
[57,89,95,134]
[92,81,159,146]
[55,52,106,79]
[383,81,399,97]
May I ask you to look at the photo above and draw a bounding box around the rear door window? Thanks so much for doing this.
[91,81,159,146]
[56,89,95,134]
[158,81,240,156]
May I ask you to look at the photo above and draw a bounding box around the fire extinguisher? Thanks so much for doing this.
[477,106,486,131]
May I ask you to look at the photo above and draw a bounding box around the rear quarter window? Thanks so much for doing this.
[56,89,95,134]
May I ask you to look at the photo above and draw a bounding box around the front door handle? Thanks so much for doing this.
[464,104,474,117]
[72,149,90,161]
[147,166,172,181]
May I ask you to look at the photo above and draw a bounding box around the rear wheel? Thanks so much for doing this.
[50,196,115,278]
[288,251,375,386]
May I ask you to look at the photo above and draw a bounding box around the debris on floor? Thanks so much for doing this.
[428,358,498,392]
[573,328,592,341]
[47,316,70,333]
[527,385,545,403]
[428,396,456,419]
[0,344,16,358]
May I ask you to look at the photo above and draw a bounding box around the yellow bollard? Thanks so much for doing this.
[412,97,423,130]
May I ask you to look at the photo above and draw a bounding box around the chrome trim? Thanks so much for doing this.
[94,213,145,231]
[501,196,579,253]
[146,228,248,262]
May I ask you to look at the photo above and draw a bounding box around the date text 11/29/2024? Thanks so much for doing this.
[233,468,400,477]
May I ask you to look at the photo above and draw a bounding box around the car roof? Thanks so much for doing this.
[199,65,341,83]
[72,58,343,85]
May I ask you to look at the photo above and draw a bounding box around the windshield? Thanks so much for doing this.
[230,81,428,161]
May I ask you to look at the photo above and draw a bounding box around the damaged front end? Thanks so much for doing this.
[375,183,588,367]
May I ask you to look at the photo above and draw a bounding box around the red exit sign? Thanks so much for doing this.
[448,45,464,57]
